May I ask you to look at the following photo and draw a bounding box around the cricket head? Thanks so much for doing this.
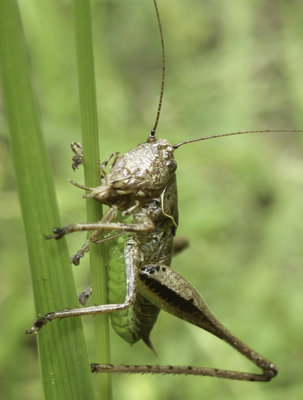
[68,137,177,207]
[106,137,177,196]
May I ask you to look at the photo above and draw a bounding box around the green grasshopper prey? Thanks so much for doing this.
[27,0,302,382]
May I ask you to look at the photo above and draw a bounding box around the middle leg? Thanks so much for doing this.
[27,237,141,334]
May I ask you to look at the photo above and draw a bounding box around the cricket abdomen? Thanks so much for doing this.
[107,234,160,349]
[107,176,177,350]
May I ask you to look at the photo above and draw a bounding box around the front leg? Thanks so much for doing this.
[45,212,154,240]
[92,264,278,382]
[27,238,140,334]
[45,206,154,265]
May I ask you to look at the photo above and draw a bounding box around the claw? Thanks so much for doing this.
[26,314,53,334]
[45,227,66,240]
[71,254,81,266]
[78,287,92,305]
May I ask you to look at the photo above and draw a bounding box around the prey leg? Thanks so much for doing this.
[27,238,141,334]
[92,264,278,382]
[71,142,84,171]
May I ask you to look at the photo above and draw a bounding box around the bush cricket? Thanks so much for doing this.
[27,0,302,383]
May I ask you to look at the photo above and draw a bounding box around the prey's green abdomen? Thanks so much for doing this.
[107,232,160,350]
[107,235,138,344]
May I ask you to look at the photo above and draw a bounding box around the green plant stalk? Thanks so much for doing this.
[0,0,96,399]
[73,0,112,399]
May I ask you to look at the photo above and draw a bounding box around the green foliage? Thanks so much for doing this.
[1,0,303,399]
[0,0,96,399]
[73,0,111,398]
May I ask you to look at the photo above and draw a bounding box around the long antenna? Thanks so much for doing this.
[173,129,303,149]
[150,0,165,138]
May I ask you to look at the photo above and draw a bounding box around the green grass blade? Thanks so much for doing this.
[73,0,112,399]
[0,1,96,399]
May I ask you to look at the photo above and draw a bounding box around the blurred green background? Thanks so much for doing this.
[1,0,303,399]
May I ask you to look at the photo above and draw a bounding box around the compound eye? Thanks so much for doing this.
[165,159,177,172]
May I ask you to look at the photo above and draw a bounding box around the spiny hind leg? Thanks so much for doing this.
[92,263,277,382]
